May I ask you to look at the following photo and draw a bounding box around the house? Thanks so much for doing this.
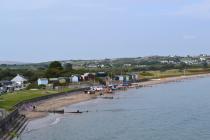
[70,75,79,83]
[98,64,105,68]
[115,75,132,82]
[81,73,95,81]
[0,80,13,87]
[0,87,5,94]
[49,78,59,83]
[11,74,27,87]
[96,72,107,78]
[37,78,49,86]
[0,80,13,93]
[87,64,98,68]
[115,75,124,81]
[58,77,68,84]
[6,85,15,92]
[124,64,132,67]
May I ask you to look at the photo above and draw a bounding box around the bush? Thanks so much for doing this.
[140,71,154,76]
[38,84,46,89]
[26,83,39,90]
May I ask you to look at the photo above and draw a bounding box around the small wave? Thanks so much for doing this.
[50,117,61,126]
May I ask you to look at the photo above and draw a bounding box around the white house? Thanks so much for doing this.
[11,74,27,86]
[37,78,49,86]
[70,75,79,83]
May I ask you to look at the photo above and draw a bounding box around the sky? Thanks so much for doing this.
[0,0,210,62]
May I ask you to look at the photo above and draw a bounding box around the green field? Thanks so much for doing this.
[0,88,74,111]
[140,68,210,79]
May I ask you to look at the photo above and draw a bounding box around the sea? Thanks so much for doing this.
[16,76,210,140]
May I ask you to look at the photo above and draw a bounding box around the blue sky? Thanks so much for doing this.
[0,0,210,62]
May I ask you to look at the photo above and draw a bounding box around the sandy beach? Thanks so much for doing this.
[22,73,210,120]
[137,73,210,87]
[22,93,97,120]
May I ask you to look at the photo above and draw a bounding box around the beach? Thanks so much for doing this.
[22,73,210,120]
[22,93,97,120]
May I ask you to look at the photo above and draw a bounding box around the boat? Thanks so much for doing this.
[101,96,114,99]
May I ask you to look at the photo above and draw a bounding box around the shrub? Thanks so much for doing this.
[140,71,154,76]
[26,83,39,90]
[38,84,46,89]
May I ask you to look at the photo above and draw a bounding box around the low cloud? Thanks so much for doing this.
[173,0,210,19]
[183,35,197,40]
[0,0,57,11]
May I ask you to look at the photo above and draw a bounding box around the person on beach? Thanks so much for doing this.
[33,106,36,111]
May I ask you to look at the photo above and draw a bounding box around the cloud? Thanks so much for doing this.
[0,0,57,11]
[183,35,197,40]
[173,0,210,19]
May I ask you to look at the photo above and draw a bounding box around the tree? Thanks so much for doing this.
[46,61,63,78]
[179,62,188,70]
[64,63,73,71]
[49,61,63,70]
[202,61,208,68]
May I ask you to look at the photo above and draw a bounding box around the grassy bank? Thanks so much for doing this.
[0,88,74,111]
[140,68,210,79]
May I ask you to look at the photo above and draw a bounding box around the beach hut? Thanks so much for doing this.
[49,78,59,83]
[96,72,107,78]
[58,77,69,84]
[37,78,49,86]
[124,75,131,82]
[70,75,79,83]
[115,75,124,81]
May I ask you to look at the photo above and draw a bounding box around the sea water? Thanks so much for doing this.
[18,77,210,140]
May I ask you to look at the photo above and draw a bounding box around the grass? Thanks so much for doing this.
[140,68,210,79]
[0,88,74,111]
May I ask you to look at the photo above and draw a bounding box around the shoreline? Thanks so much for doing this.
[21,93,97,120]
[137,73,210,87]
[22,73,210,120]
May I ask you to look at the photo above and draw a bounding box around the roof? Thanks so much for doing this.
[58,77,68,80]
[0,80,11,83]
[49,78,58,81]
[38,78,48,81]
[11,74,27,82]
[71,75,79,77]
[115,75,124,77]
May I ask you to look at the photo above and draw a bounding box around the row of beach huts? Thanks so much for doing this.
[37,72,140,86]
[0,72,140,94]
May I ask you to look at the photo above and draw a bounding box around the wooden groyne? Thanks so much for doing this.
[0,88,88,140]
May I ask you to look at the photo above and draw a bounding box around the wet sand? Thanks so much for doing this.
[22,93,97,120]
[22,73,210,120]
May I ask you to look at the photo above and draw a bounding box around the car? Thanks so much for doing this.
[84,87,96,94]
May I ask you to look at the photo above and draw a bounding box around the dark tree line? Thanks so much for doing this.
[0,61,89,82]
